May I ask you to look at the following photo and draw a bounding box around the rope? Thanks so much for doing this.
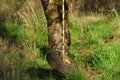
[62,0,65,60]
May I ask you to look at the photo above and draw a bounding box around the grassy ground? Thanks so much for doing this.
[69,14,120,80]
[0,0,120,80]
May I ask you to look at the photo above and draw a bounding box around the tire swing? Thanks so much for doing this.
[46,0,78,74]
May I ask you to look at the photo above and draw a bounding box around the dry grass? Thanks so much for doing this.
[0,0,120,80]
[17,0,45,30]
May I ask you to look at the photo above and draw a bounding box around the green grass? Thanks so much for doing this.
[0,0,120,80]
[69,15,120,80]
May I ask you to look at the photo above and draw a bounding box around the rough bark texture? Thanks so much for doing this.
[41,0,77,74]
[41,0,70,55]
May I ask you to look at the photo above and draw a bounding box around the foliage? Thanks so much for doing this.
[0,0,120,80]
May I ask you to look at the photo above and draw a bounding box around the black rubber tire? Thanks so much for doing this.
[46,50,78,74]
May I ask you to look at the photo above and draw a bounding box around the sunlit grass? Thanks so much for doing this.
[0,0,120,80]
[69,14,120,80]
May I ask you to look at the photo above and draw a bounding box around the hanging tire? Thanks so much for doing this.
[47,50,78,74]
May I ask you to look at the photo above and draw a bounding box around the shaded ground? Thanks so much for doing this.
[0,35,65,80]
[26,67,65,80]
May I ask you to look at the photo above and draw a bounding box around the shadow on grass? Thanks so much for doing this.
[40,46,48,56]
[0,22,8,39]
[26,67,66,80]
[35,43,66,79]
[0,22,18,44]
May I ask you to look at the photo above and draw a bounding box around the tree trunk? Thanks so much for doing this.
[41,0,77,74]
[41,0,70,55]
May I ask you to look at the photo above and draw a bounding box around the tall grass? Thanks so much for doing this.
[0,0,49,80]
[69,14,120,80]
[0,0,120,80]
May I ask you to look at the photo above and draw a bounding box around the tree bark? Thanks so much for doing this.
[41,0,70,55]
[41,0,77,74]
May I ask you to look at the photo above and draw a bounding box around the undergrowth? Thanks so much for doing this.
[0,0,120,80]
